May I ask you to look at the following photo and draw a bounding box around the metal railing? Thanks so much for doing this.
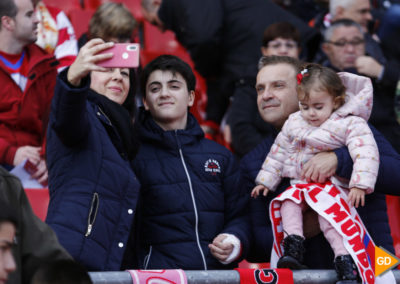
[90,269,400,284]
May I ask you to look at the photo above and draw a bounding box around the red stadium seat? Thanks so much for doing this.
[42,0,82,14]
[142,21,185,55]
[69,8,94,39]
[83,0,102,10]
[238,260,270,269]
[25,188,50,222]
[387,195,400,261]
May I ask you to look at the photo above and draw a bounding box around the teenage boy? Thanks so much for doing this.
[130,55,250,270]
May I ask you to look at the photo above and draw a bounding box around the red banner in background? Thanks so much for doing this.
[235,268,294,284]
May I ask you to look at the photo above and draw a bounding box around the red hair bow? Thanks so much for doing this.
[296,69,308,85]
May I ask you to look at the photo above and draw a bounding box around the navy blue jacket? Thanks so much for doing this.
[132,110,250,270]
[46,71,140,271]
[242,125,400,268]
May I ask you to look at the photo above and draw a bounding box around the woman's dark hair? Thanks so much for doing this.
[0,199,18,228]
[140,55,196,97]
[122,68,138,118]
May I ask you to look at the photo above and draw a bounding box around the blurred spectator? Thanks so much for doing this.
[141,0,319,137]
[45,39,140,271]
[78,2,137,48]
[0,199,17,284]
[261,22,301,58]
[330,0,373,32]
[312,0,400,128]
[314,0,398,71]
[31,259,92,284]
[0,166,70,284]
[329,0,390,63]
[227,22,301,157]
[0,0,58,185]
[33,0,78,72]
[322,19,400,153]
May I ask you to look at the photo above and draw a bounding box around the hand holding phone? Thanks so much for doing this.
[97,43,140,68]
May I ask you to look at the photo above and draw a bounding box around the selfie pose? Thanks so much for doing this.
[45,39,140,271]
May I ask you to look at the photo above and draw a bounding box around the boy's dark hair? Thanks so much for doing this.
[0,198,18,228]
[31,259,92,284]
[262,22,301,47]
[140,55,196,97]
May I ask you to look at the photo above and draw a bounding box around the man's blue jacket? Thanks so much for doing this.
[242,125,400,268]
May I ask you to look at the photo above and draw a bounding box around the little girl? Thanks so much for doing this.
[252,64,380,284]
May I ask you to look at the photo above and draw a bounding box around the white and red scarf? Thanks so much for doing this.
[269,182,395,284]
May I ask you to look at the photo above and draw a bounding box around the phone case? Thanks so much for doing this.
[98,43,140,68]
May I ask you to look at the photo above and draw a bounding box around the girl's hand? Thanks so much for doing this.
[67,39,115,86]
[251,185,269,198]
[347,187,365,208]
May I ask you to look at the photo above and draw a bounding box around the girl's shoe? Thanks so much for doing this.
[277,234,307,270]
[334,254,359,284]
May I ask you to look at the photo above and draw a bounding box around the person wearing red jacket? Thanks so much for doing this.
[0,0,58,185]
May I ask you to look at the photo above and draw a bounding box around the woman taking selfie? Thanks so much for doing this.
[45,39,140,271]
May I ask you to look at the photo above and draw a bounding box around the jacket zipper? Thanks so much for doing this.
[98,107,112,126]
[85,192,100,237]
[176,132,208,270]
[143,246,153,269]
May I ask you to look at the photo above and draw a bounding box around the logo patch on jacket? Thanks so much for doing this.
[204,159,221,175]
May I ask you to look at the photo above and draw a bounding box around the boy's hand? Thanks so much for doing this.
[347,187,365,208]
[251,185,269,198]
[208,234,233,262]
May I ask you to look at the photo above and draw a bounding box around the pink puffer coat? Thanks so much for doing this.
[255,72,379,194]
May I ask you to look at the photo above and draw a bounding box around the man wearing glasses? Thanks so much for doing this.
[322,19,400,153]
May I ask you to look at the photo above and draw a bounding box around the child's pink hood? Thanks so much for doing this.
[334,72,373,120]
